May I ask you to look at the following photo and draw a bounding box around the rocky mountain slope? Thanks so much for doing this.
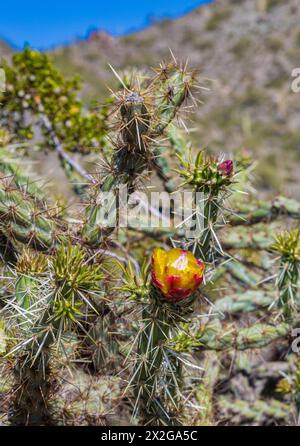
[1,0,300,196]
[0,40,12,58]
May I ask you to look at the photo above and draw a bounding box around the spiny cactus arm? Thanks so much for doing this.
[48,370,126,425]
[0,165,132,252]
[80,60,199,246]
[132,303,180,426]
[126,249,206,425]
[228,201,273,225]
[98,89,152,193]
[0,147,68,252]
[152,65,196,135]
[276,353,300,419]
[222,223,275,250]
[0,178,66,251]
[81,158,172,248]
[273,196,300,219]
[121,195,299,250]
[176,150,235,261]
[120,257,199,426]
[229,196,300,225]
[218,398,292,424]
[13,250,48,316]
[223,260,261,287]
[4,250,53,425]
[80,190,115,247]
[170,318,296,352]
[0,215,60,252]
[81,94,152,244]
[8,294,69,426]
[106,62,196,189]
[214,290,277,315]
[167,123,188,158]
[272,229,300,322]
[194,351,220,426]
[5,244,105,424]
[0,147,47,201]
[0,161,111,251]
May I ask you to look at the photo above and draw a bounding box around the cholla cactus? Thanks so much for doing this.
[3,245,104,425]
[176,150,235,261]
[1,48,300,427]
[119,248,205,425]
[272,229,300,321]
[0,49,202,425]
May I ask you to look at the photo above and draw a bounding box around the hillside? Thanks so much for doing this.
[1,0,300,196]
[0,40,12,58]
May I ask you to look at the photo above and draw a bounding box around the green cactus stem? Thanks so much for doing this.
[153,66,195,135]
[82,62,197,247]
[218,398,291,425]
[132,295,183,426]
[9,251,52,425]
[222,223,276,251]
[194,352,219,425]
[177,150,235,261]
[0,160,101,251]
[171,317,298,353]
[0,173,66,251]
[229,196,300,226]
[0,147,47,201]
[223,258,261,287]
[50,369,127,425]
[7,245,104,424]
[11,352,53,425]
[272,229,300,322]
[120,260,187,426]
[214,290,277,316]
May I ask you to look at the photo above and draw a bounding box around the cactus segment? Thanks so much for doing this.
[171,318,295,352]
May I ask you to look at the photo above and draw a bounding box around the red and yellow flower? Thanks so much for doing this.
[151,248,205,303]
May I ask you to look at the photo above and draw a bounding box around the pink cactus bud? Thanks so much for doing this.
[218,160,233,176]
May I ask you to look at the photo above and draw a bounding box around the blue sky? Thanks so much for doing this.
[0,0,212,50]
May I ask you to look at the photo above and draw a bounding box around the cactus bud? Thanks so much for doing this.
[151,248,205,303]
[218,160,233,177]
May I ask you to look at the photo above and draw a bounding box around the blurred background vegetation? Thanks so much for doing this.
[1,0,300,198]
